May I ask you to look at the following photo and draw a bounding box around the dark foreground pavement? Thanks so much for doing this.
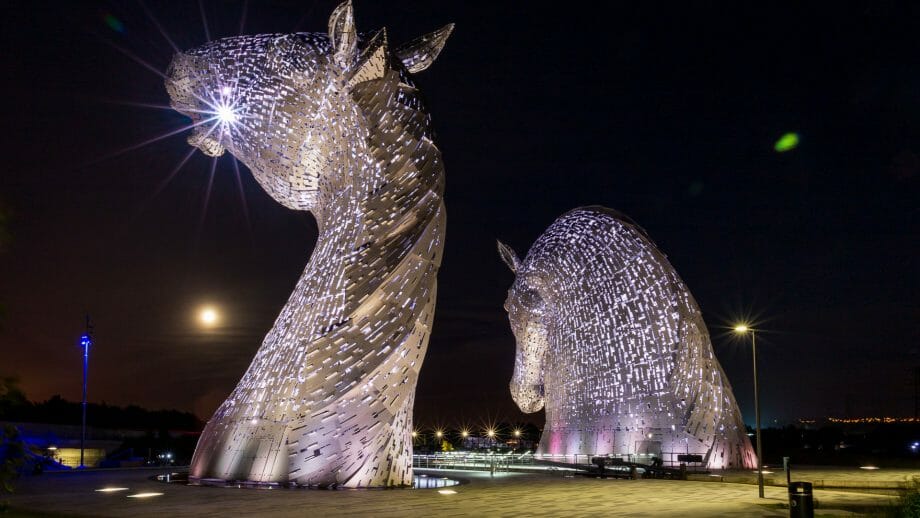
[4,467,901,517]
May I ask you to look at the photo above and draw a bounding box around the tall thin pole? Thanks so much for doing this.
[914,366,919,418]
[80,316,92,469]
[752,330,764,498]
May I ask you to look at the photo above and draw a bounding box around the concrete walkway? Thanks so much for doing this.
[4,468,903,517]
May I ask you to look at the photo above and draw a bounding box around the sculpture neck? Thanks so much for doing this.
[301,71,444,335]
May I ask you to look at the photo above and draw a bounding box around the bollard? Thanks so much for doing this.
[783,456,791,486]
[788,481,814,518]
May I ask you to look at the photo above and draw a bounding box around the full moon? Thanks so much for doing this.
[199,307,219,326]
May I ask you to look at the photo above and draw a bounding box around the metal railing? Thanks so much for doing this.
[412,452,536,472]
[535,452,705,468]
[413,451,704,472]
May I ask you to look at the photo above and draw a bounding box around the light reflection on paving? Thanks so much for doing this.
[7,468,900,517]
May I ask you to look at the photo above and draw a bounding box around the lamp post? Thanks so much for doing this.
[79,316,94,469]
[734,324,763,498]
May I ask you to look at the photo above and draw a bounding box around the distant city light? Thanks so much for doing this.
[514,429,521,437]
[461,430,469,438]
[411,431,418,438]
[438,489,457,495]
[126,492,164,498]
[435,430,443,438]
[487,429,495,438]
[859,466,880,470]
[95,487,129,492]
[774,132,799,152]
[829,417,920,424]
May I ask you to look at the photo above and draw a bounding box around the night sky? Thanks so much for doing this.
[1,1,918,430]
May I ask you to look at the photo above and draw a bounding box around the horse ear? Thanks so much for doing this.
[347,28,389,88]
[394,23,454,73]
[497,240,522,273]
[328,0,358,67]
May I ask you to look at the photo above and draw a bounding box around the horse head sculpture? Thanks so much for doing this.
[166,1,452,488]
[499,207,755,469]
[498,241,550,414]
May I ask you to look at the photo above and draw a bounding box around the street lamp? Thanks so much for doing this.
[735,323,764,498]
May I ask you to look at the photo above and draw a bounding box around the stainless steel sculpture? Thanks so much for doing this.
[165,1,451,487]
[499,207,756,469]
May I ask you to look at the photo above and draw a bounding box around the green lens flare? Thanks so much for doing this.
[104,14,125,34]
[774,132,799,152]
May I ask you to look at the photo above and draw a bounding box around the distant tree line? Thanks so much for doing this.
[756,423,920,466]
[0,378,202,431]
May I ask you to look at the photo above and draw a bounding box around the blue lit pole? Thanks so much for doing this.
[79,316,93,469]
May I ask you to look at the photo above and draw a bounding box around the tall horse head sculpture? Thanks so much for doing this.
[166,1,452,487]
[499,207,755,469]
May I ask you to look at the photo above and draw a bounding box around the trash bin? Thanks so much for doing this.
[788,481,814,518]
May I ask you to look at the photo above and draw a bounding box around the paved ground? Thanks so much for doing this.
[3,467,906,517]
[695,465,920,490]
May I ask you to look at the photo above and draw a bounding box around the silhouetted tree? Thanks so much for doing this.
[0,379,27,510]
